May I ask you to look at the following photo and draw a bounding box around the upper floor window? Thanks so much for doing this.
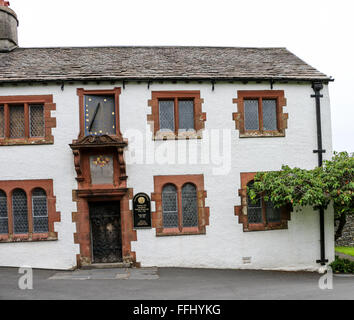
[0,95,56,146]
[0,180,60,242]
[232,90,288,138]
[77,88,121,138]
[159,99,195,132]
[148,91,206,140]
[152,174,209,236]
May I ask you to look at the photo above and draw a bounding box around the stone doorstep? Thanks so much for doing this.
[80,262,132,270]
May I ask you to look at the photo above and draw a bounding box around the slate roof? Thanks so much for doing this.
[0,46,331,83]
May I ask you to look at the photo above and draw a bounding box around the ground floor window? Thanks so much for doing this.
[0,180,60,242]
[235,172,290,232]
[152,174,209,236]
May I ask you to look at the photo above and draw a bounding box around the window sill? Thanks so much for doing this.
[153,130,203,140]
[0,138,54,146]
[239,131,285,138]
[156,227,205,237]
[244,222,288,232]
[0,233,58,243]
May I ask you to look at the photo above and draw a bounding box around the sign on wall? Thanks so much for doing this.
[133,193,152,229]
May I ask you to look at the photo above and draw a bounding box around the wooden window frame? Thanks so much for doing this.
[151,174,209,236]
[0,95,56,146]
[148,91,206,140]
[232,90,288,138]
[234,172,291,232]
[77,88,122,139]
[0,180,60,243]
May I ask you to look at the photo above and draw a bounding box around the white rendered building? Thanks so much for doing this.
[0,3,334,271]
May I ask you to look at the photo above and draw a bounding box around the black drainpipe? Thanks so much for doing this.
[311,81,328,266]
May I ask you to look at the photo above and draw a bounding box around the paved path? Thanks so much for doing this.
[0,267,353,300]
[335,251,354,261]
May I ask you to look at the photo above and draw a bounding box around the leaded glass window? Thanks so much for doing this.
[0,105,4,138]
[162,184,178,228]
[247,180,282,225]
[12,189,28,234]
[0,190,8,234]
[32,188,49,233]
[244,99,259,130]
[10,105,25,138]
[30,104,44,137]
[182,183,198,227]
[247,181,263,223]
[159,100,175,131]
[262,99,277,131]
[265,200,281,223]
[178,100,194,131]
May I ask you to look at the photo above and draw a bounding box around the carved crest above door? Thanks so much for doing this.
[69,134,128,188]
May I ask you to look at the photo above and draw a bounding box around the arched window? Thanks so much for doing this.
[162,184,178,228]
[182,183,198,227]
[247,180,281,224]
[32,188,49,233]
[12,189,28,234]
[0,190,8,234]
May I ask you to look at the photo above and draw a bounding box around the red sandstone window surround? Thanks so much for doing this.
[0,180,60,242]
[151,175,209,236]
[147,91,206,140]
[0,95,56,146]
[77,88,121,138]
[234,172,291,232]
[232,90,288,137]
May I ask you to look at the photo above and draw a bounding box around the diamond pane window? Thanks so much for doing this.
[32,188,48,233]
[182,183,198,227]
[265,200,281,223]
[247,181,263,223]
[0,105,4,138]
[12,189,28,234]
[178,100,194,131]
[159,100,175,131]
[30,105,44,137]
[162,184,178,228]
[244,99,259,130]
[0,190,8,234]
[10,105,25,138]
[262,99,277,131]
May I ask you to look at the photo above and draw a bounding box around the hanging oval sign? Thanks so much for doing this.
[133,193,152,229]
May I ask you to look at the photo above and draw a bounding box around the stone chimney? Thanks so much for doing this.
[0,1,18,52]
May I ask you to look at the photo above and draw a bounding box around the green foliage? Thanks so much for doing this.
[330,256,354,273]
[247,152,354,217]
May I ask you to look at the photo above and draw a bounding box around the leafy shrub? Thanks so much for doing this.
[330,256,354,273]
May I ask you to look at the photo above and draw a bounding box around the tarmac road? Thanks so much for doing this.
[0,266,353,300]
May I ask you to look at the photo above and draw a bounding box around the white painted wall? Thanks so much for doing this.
[0,81,334,271]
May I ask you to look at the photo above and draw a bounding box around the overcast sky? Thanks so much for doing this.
[9,0,354,153]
